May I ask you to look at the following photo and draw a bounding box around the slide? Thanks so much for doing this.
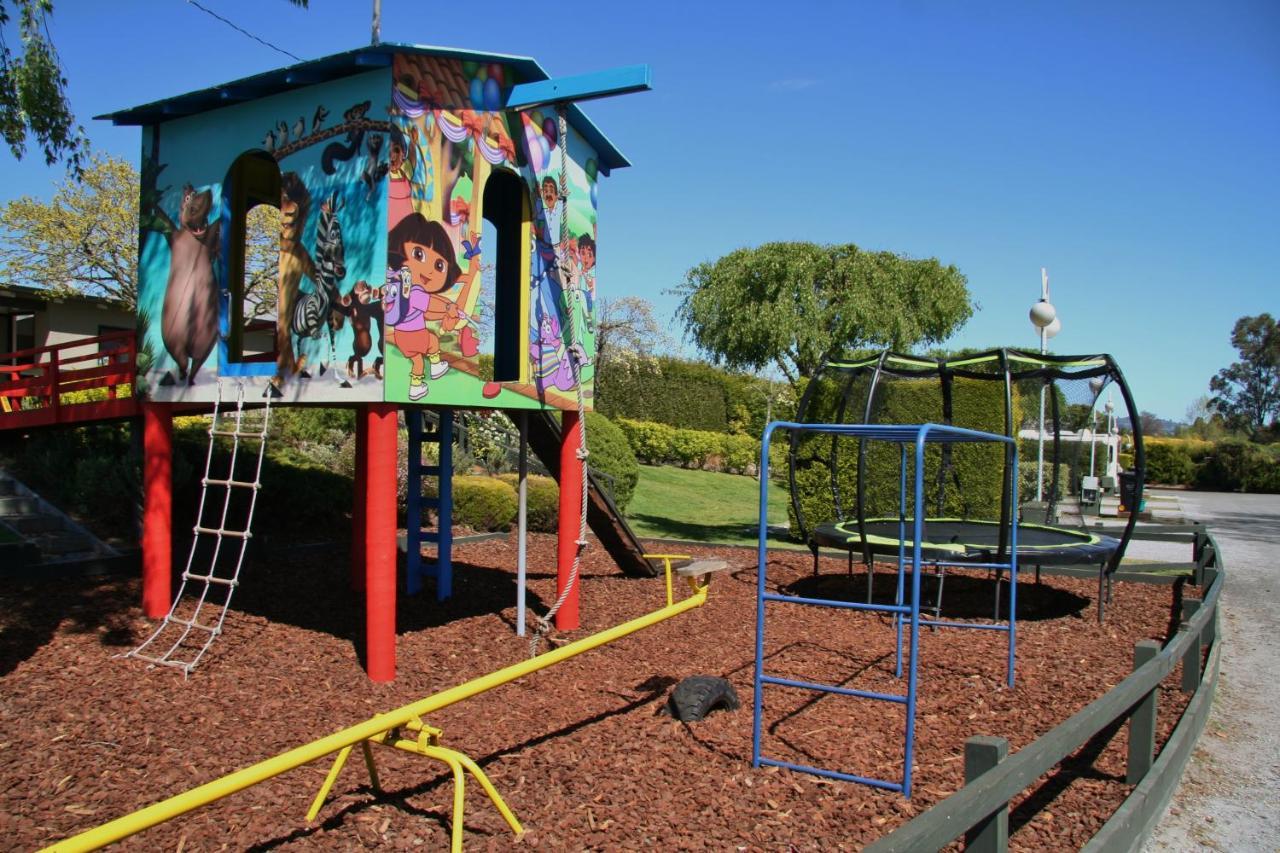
[525,411,656,578]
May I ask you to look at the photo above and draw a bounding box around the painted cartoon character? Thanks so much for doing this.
[382,214,481,400]
[531,301,575,392]
[268,172,318,396]
[386,124,417,227]
[335,278,384,379]
[155,184,221,386]
[576,232,596,315]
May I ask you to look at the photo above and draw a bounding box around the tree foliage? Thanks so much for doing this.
[676,242,972,386]
[1,0,309,177]
[0,0,87,174]
[1209,313,1280,434]
[0,153,279,312]
[594,295,667,367]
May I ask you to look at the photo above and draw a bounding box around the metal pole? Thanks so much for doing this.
[1036,327,1046,502]
[516,412,528,636]
[371,0,381,45]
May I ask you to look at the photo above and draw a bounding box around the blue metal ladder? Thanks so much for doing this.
[753,422,1018,798]
[406,409,453,599]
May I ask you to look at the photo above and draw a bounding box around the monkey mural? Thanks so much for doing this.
[154,185,221,386]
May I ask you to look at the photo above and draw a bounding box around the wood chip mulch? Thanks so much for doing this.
[0,534,1193,850]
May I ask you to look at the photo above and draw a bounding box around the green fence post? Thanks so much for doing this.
[1181,599,1202,694]
[1126,640,1161,784]
[964,736,1009,853]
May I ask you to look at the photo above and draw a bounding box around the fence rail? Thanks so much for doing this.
[0,331,137,429]
[867,529,1222,852]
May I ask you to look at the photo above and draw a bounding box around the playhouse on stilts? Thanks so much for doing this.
[105,43,651,681]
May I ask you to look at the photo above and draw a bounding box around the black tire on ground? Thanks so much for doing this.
[665,675,741,722]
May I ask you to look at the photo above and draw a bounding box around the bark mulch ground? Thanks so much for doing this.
[0,534,1193,850]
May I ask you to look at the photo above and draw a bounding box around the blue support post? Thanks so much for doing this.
[406,411,423,595]
[405,409,454,600]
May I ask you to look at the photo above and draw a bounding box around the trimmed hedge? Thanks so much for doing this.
[616,417,761,475]
[595,355,794,436]
[452,475,519,530]
[1194,440,1280,493]
[583,411,639,511]
[790,376,1016,538]
[496,473,559,532]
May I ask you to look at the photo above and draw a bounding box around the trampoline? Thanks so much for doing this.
[813,518,1119,566]
[789,349,1147,621]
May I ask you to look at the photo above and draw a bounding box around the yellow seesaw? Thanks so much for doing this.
[44,555,727,853]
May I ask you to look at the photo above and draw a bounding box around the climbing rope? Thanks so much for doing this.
[125,380,271,676]
[529,107,592,656]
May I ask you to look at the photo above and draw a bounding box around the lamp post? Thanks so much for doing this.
[1029,267,1061,502]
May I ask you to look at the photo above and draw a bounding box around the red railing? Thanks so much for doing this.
[0,330,138,429]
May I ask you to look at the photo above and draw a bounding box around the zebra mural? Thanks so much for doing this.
[291,193,351,387]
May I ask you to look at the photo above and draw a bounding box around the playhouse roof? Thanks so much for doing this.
[97,43,632,173]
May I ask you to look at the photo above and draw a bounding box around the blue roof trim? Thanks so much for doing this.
[96,42,634,171]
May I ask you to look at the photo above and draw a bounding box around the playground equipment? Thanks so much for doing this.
[82,42,656,679]
[45,555,727,852]
[126,381,272,674]
[755,422,1018,797]
[789,349,1145,620]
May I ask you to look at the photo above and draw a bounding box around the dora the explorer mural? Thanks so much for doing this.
[133,52,601,411]
[374,53,599,410]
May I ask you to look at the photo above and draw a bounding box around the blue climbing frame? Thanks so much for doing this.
[752,422,1019,797]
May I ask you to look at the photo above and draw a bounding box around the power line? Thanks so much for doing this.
[185,0,303,63]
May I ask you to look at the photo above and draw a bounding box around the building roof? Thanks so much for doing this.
[96,43,632,173]
[0,284,131,313]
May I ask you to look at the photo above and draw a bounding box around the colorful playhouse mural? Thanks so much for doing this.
[119,45,622,412]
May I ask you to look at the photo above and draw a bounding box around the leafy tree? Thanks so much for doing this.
[1,0,309,176]
[0,152,279,312]
[675,242,972,387]
[1209,313,1280,434]
[0,0,87,174]
[1138,411,1166,438]
[594,295,667,366]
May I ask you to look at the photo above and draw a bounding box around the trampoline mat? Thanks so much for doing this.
[813,517,1120,566]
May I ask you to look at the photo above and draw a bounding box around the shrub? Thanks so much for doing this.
[617,418,675,464]
[1195,440,1280,493]
[671,428,719,469]
[584,411,639,511]
[720,433,759,474]
[452,475,518,530]
[496,473,559,532]
[1144,441,1195,486]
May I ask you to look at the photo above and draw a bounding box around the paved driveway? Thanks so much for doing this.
[1143,490,1280,852]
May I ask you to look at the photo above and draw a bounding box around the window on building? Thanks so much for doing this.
[223,151,282,367]
[482,168,529,383]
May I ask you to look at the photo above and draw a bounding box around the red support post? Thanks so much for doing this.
[352,408,368,592]
[141,402,172,619]
[364,403,398,682]
[555,410,583,631]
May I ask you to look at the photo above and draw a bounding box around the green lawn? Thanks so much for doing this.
[625,464,801,548]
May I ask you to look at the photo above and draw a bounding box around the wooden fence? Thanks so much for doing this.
[867,527,1223,852]
[0,331,137,429]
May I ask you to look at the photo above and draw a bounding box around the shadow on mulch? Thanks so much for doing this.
[243,674,680,851]
[0,577,138,676]
[783,571,1091,622]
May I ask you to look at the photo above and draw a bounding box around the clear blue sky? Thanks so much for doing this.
[2,0,1276,421]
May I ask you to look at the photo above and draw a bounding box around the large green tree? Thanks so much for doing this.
[0,153,279,312]
[676,241,972,386]
[1209,313,1280,434]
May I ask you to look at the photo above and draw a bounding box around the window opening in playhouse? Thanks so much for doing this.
[481,167,529,384]
[221,150,282,373]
